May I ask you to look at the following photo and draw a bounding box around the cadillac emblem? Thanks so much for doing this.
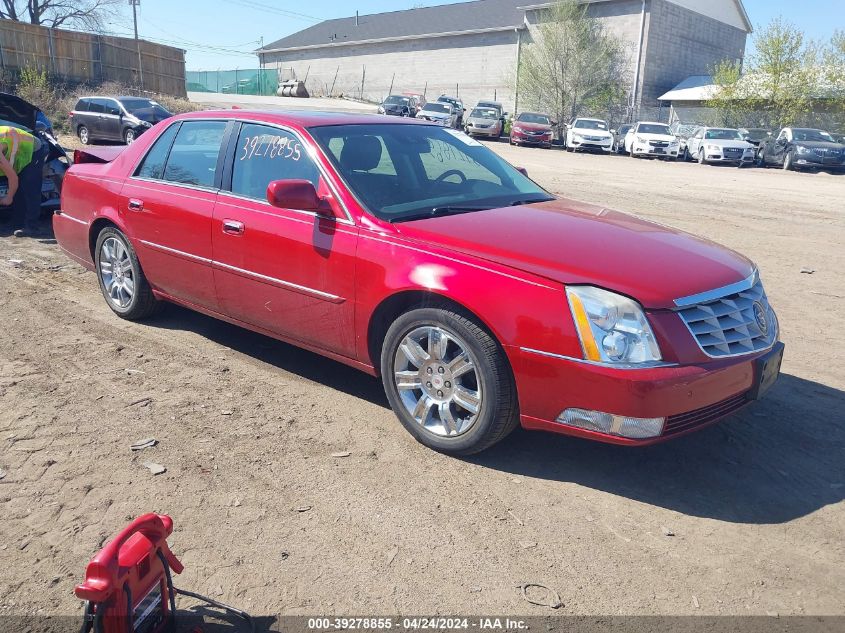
[753,301,768,335]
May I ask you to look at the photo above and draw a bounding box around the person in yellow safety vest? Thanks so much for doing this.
[0,124,48,237]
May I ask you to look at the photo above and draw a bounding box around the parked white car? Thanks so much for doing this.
[565,118,613,152]
[685,127,756,166]
[624,122,680,159]
[416,101,458,128]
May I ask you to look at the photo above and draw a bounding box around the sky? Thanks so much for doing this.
[116,0,844,70]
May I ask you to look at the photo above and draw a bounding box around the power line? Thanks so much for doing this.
[228,0,321,23]
[106,27,257,56]
[139,15,261,50]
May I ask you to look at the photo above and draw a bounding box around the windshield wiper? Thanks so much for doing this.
[391,205,492,223]
[509,196,554,206]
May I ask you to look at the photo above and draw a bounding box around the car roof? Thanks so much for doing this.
[636,121,667,125]
[574,117,605,122]
[168,109,434,128]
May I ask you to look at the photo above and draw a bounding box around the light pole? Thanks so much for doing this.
[129,0,144,90]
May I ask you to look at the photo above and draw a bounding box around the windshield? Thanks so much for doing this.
[573,119,607,130]
[793,128,835,142]
[119,98,171,121]
[384,96,410,106]
[517,113,550,125]
[672,124,698,137]
[310,124,554,222]
[742,128,769,140]
[423,103,451,114]
[438,97,459,106]
[637,123,671,135]
[705,128,743,140]
[470,108,498,119]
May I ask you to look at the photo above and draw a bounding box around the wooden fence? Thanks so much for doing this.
[0,20,186,97]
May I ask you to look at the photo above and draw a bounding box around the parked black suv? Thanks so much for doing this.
[69,96,173,145]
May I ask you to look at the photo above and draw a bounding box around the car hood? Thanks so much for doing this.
[394,199,754,309]
[793,140,845,150]
[514,122,551,131]
[703,139,754,149]
[633,133,676,142]
[573,128,611,137]
[0,92,37,130]
[418,111,451,120]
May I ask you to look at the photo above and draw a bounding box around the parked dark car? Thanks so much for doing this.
[612,124,633,153]
[0,92,69,214]
[70,96,173,145]
[758,127,845,172]
[378,95,420,117]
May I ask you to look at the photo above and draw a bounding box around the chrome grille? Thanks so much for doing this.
[723,147,743,156]
[676,278,777,358]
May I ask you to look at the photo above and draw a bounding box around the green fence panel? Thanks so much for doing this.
[186,69,278,96]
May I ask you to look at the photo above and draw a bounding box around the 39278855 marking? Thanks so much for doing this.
[307,617,395,629]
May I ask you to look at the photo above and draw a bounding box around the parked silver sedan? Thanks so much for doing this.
[416,101,458,128]
[685,127,756,166]
[464,107,503,138]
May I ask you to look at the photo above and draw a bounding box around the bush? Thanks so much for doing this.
[7,67,201,138]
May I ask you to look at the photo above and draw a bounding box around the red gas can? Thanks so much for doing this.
[76,513,183,633]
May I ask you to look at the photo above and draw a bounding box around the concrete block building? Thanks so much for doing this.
[256,0,751,114]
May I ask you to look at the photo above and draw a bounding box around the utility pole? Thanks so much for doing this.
[130,0,144,90]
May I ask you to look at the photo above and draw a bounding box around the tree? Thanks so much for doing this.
[0,0,124,31]
[515,0,628,128]
[707,18,822,129]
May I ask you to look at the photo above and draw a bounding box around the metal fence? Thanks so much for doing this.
[185,69,278,96]
[0,20,186,97]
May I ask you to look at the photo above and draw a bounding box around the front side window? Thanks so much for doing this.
[311,123,553,222]
[99,99,120,116]
[135,122,179,180]
[230,123,320,200]
[163,120,227,188]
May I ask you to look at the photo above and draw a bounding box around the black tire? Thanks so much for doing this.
[123,128,136,145]
[682,147,690,162]
[77,125,90,145]
[783,150,794,171]
[381,306,519,455]
[756,151,767,168]
[698,149,706,165]
[94,227,159,320]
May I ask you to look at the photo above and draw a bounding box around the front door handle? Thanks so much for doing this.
[127,199,143,211]
[222,219,245,235]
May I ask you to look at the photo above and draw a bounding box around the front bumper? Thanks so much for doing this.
[570,138,612,152]
[467,126,500,137]
[510,343,782,445]
[512,131,552,145]
[793,155,845,169]
[633,143,678,157]
[703,150,755,164]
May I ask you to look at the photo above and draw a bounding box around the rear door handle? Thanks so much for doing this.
[222,219,244,235]
[127,199,143,211]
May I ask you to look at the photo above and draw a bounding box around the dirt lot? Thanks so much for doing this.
[0,142,843,619]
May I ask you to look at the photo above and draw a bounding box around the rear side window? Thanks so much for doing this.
[87,100,104,114]
[74,99,89,112]
[230,123,320,200]
[163,120,227,188]
[135,122,180,180]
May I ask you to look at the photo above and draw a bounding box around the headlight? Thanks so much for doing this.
[636,135,646,143]
[565,286,662,364]
[796,145,811,154]
[139,120,152,128]
[707,144,720,151]
[669,140,679,146]
[573,134,583,141]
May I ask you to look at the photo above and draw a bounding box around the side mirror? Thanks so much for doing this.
[267,179,331,215]
[515,166,528,177]
[35,120,48,133]
[610,129,616,134]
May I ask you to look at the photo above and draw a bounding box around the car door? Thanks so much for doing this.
[211,122,358,357]
[120,119,228,310]
[100,99,123,140]
[84,99,107,140]
[769,129,789,164]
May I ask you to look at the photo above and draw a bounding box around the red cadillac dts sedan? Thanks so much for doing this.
[54,111,783,454]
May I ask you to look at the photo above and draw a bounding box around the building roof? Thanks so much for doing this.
[658,75,719,101]
[258,0,528,53]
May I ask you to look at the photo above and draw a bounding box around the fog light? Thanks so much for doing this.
[557,408,665,438]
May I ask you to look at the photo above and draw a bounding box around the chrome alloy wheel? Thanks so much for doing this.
[98,237,135,308]
[393,326,482,437]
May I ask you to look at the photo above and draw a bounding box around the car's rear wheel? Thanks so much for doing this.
[95,227,159,320]
[77,125,90,145]
[381,307,518,455]
[123,128,136,145]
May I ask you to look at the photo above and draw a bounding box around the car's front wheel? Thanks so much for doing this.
[381,307,519,455]
[95,227,159,320]
[783,150,794,171]
[698,149,706,164]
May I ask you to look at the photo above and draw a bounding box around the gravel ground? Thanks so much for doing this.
[0,141,843,619]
